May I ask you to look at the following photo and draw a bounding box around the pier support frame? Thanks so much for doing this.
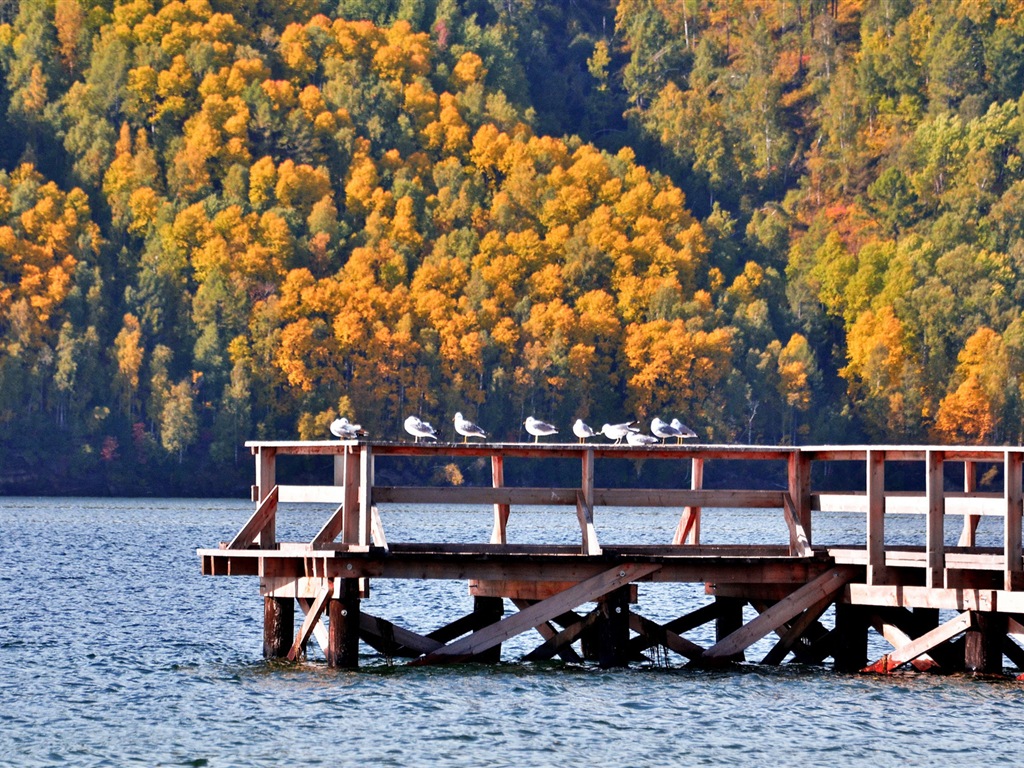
[833,603,869,672]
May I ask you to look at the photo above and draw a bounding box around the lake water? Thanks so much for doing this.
[3,496,1024,767]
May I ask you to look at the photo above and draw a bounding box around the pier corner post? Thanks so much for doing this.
[327,578,361,668]
[263,595,294,659]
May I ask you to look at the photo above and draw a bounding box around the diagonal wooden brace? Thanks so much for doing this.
[863,611,974,674]
[702,565,855,661]
[412,562,662,665]
[229,485,279,550]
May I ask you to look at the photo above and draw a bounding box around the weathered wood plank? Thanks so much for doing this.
[412,563,662,664]
[863,611,973,674]
[702,566,856,660]
[372,486,786,508]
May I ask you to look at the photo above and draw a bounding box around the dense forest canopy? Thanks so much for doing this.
[1,0,1023,494]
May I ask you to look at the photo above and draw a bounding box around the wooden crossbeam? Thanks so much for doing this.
[412,563,662,665]
[628,612,705,661]
[512,600,584,662]
[288,584,330,661]
[702,566,855,661]
[863,611,974,674]
[523,610,601,662]
[228,485,279,550]
[296,597,329,654]
[359,613,443,657]
[869,615,939,671]
[311,502,345,548]
[761,593,834,665]
[628,602,720,657]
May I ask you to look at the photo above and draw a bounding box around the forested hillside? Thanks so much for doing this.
[1,0,1023,494]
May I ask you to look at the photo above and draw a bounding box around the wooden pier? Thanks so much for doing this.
[198,442,1024,675]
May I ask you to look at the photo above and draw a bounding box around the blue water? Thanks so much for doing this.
[2,497,1023,767]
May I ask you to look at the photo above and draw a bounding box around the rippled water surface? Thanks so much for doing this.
[2,497,1023,767]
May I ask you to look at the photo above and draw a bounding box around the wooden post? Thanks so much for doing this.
[471,596,505,663]
[673,458,703,545]
[327,579,360,668]
[592,587,631,668]
[958,460,980,547]
[576,449,602,554]
[1005,450,1023,591]
[256,446,277,548]
[342,445,360,546]
[263,596,293,659]
[491,455,509,544]
[964,612,1006,675]
[357,444,374,547]
[788,450,811,546]
[925,450,945,589]
[867,449,887,585]
[715,597,746,662]
[833,602,869,673]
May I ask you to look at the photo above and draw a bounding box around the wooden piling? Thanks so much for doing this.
[263,596,294,659]
[327,579,360,668]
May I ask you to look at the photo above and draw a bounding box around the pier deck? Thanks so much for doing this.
[198,442,1024,674]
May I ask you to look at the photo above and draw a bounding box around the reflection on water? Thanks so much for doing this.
[1,497,1021,767]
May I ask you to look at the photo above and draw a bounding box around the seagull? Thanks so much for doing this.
[651,417,683,442]
[524,416,557,443]
[671,418,698,443]
[600,421,639,444]
[330,417,365,440]
[454,412,486,442]
[626,431,659,447]
[573,418,597,443]
[404,415,437,442]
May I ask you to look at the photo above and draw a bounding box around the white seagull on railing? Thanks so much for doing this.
[651,417,683,442]
[330,417,365,440]
[404,415,437,442]
[626,431,659,447]
[670,418,698,443]
[454,412,487,443]
[600,421,639,444]
[573,418,597,443]
[524,416,558,443]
